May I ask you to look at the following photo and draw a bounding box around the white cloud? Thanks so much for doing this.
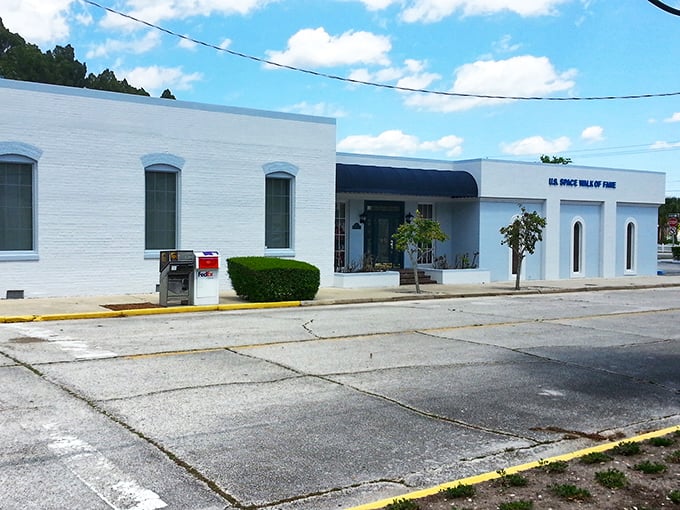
[651,140,680,150]
[266,27,391,68]
[500,135,571,155]
[405,55,576,112]
[283,102,348,118]
[118,65,203,95]
[86,32,161,59]
[338,130,464,157]
[1,0,75,45]
[493,34,521,54]
[355,0,400,10]
[581,125,604,142]
[100,0,277,30]
[664,112,680,123]
[401,0,571,23]
[349,59,440,90]
[178,36,198,50]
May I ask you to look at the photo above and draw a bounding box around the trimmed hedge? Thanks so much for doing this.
[673,246,680,260]
[227,256,320,302]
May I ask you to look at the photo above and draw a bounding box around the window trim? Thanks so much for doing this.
[263,162,297,257]
[143,156,182,259]
[0,142,41,261]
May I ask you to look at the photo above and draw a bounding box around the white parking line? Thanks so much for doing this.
[45,425,167,510]
[7,324,117,359]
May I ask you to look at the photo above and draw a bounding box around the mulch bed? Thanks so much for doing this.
[101,302,161,311]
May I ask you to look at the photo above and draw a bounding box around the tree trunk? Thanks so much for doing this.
[515,254,523,290]
[408,249,421,294]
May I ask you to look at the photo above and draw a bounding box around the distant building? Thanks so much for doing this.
[0,79,664,298]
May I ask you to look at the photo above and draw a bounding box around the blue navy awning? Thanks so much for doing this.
[336,163,478,198]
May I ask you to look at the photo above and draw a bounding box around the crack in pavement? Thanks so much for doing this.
[0,352,242,509]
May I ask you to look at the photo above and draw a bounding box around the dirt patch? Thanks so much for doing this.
[382,431,680,510]
[101,302,160,311]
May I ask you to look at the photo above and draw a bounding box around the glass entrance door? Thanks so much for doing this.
[364,201,404,269]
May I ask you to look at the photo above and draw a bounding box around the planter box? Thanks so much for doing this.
[333,271,400,288]
[423,268,491,285]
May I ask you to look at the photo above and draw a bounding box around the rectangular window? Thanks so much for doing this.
[0,162,33,251]
[417,203,434,264]
[335,202,346,271]
[145,171,177,250]
[265,177,291,249]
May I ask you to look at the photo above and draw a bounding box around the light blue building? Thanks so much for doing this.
[335,153,664,285]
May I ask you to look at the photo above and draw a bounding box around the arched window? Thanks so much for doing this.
[0,142,42,260]
[142,154,184,253]
[264,162,297,254]
[625,219,637,273]
[571,218,584,276]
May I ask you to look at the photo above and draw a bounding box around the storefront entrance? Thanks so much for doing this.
[363,201,404,269]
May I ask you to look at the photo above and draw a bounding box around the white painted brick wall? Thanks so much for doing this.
[0,80,336,297]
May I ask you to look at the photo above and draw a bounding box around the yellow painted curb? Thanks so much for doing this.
[0,300,302,323]
[346,425,680,510]
[0,315,37,323]
[218,301,301,311]
[34,311,123,321]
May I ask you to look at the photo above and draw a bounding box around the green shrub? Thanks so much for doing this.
[385,498,419,510]
[550,484,591,501]
[580,451,612,464]
[612,441,641,456]
[669,490,680,504]
[634,461,667,474]
[538,459,569,473]
[499,501,533,510]
[666,449,680,463]
[227,257,320,302]
[595,468,627,488]
[648,436,675,447]
[440,483,475,499]
[672,246,680,260]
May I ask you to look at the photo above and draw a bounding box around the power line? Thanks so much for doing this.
[82,0,680,102]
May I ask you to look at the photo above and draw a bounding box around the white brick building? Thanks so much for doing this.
[0,79,666,298]
[0,79,336,297]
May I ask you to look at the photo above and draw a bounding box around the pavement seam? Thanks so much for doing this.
[0,351,246,509]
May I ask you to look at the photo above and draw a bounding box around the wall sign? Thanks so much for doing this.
[548,177,616,189]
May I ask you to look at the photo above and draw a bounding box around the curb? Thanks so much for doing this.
[2,281,680,322]
[346,425,680,510]
[0,301,302,323]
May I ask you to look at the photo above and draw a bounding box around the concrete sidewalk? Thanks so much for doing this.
[3,274,680,322]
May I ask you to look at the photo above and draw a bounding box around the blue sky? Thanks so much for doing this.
[3,0,680,193]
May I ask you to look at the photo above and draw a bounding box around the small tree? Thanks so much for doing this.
[392,211,448,293]
[500,205,547,290]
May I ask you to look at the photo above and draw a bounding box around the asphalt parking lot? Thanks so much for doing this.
[1,286,679,509]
